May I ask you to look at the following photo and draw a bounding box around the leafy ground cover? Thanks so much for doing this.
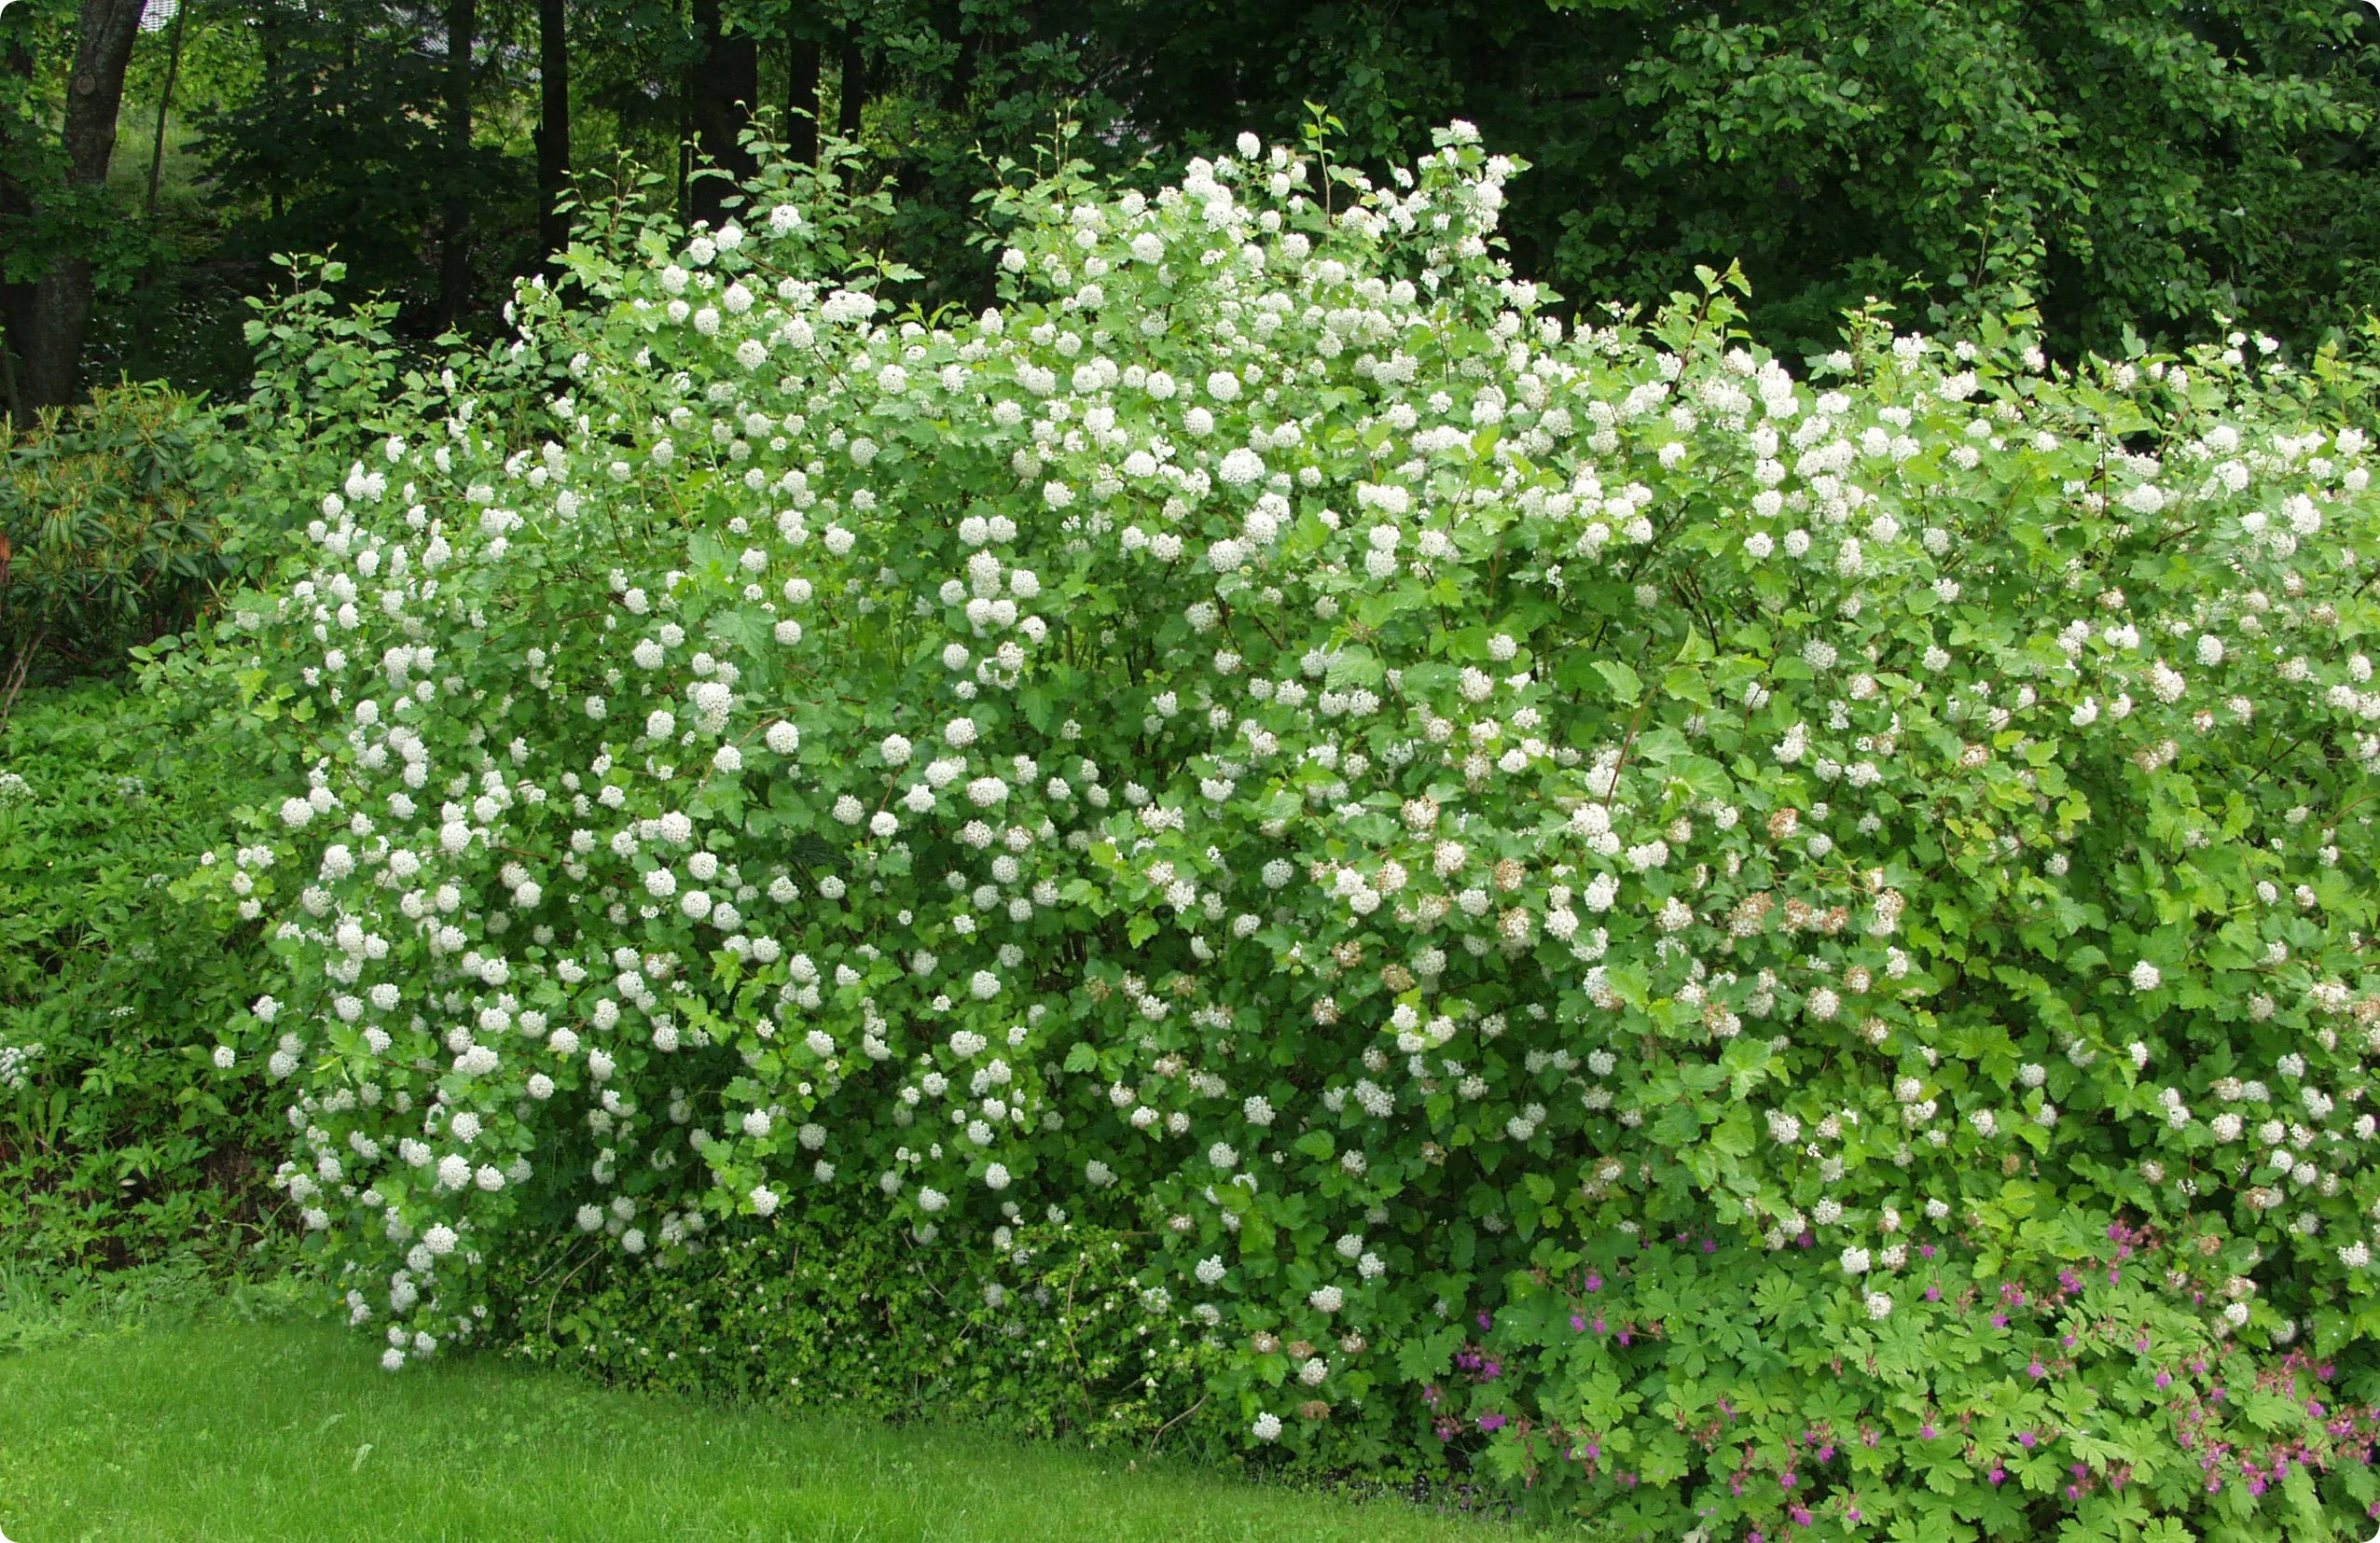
[0,681,281,1270]
[0,1276,1526,1543]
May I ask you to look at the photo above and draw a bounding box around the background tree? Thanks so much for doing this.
[3,0,149,420]
[7,0,2380,407]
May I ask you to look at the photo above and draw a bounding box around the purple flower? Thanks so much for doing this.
[1571,1314,1587,1332]
[1478,1412,1507,1433]
[1584,1272,1602,1292]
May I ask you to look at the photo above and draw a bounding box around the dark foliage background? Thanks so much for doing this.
[4,0,2380,417]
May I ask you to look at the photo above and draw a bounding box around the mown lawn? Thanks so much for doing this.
[0,1314,1521,1542]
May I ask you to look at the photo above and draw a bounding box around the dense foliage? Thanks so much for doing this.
[0,382,230,698]
[168,124,2380,1541]
[0,682,281,1268]
[494,1211,1225,1454]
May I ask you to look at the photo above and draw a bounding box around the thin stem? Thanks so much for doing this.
[144,0,187,226]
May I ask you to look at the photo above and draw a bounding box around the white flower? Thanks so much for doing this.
[2130,960,2163,992]
[1252,1412,1283,1442]
[1863,1291,1893,1320]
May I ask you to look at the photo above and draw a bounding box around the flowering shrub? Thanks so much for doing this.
[197,121,2380,1536]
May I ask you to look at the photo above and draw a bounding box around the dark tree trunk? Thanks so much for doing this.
[837,25,863,140]
[13,0,146,416]
[784,32,819,165]
[1,19,36,423]
[435,0,476,333]
[936,0,974,112]
[687,0,755,229]
[535,0,570,271]
[259,7,283,222]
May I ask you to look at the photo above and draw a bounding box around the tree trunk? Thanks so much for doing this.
[13,0,147,415]
[687,0,756,229]
[936,0,974,113]
[1,19,36,423]
[784,32,819,165]
[535,0,570,271]
[259,6,283,222]
[435,0,476,333]
[837,25,863,141]
[144,0,187,224]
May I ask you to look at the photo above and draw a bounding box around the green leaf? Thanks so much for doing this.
[1592,660,1643,706]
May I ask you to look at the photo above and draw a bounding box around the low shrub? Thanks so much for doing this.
[492,1209,1228,1456]
[0,382,228,706]
[191,120,2380,1538]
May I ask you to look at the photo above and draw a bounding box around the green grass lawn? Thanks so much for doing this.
[0,1313,1522,1542]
